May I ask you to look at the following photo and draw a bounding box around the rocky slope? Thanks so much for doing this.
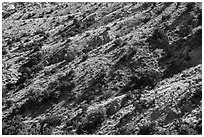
[2,2,202,135]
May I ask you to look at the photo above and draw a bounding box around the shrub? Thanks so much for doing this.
[129,68,161,90]
[186,2,195,11]
[143,15,151,23]
[34,29,45,35]
[2,47,8,55]
[32,62,44,73]
[20,32,29,38]
[24,38,30,43]
[28,82,61,105]
[161,14,171,21]
[77,107,106,134]
[106,99,121,117]
[147,28,169,52]
[28,86,54,105]
[102,90,115,99]
[38,115,63,135]
[137,68,161,89]
[138,122,156,135]
[116,123,136,135]
[40,115,62,128]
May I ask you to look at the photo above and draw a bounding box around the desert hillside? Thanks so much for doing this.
[2,2,202,135]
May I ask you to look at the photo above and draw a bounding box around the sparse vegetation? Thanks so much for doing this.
[2,2,202,135]
[2,115,27,135]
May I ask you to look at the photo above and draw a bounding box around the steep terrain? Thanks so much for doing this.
[2,2,202,135]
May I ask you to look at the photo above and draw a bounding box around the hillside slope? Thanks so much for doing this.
[2,2,202,135]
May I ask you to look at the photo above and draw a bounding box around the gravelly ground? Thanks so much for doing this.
[2,2,202,135]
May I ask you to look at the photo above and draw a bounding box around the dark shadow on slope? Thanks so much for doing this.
[147,23,202,79]
[161,27,202,78]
